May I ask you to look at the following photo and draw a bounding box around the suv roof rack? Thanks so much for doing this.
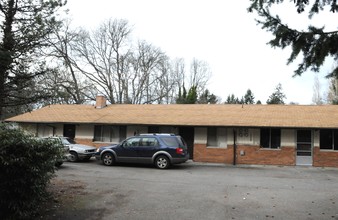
[138,133,176,136]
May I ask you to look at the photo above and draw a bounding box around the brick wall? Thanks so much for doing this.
[194,144,295,166]
[313,147,338,167]
[236,145,295,166]
[194,144,234,164]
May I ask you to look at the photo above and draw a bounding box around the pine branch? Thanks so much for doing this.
[252,2,338,76]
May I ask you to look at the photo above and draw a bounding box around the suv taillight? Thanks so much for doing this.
[176,147,184,155]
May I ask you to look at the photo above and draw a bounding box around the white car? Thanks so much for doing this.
[54,137,97,162]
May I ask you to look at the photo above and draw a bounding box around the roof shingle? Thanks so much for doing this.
[5,104,338,129]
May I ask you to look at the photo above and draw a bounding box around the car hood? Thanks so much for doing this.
[69,144,96,150]
[99,144,118,150]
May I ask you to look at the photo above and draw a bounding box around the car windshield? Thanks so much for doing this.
[62,138,76,145]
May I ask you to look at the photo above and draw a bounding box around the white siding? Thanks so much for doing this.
[313,130,319,147]
[235,128,259,145]
[76,124,94,139]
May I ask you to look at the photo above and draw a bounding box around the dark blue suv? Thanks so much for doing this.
[95,134,189,169]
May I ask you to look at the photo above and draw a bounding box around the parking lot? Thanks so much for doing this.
[46,160,338,220]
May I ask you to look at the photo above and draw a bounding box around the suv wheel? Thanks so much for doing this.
[155,155,170,169]
[102,152,115,166]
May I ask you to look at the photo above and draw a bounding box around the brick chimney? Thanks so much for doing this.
[95,95,107,109]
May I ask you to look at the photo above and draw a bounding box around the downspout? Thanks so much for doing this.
[233,129,237,165]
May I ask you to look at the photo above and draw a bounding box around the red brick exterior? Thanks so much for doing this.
[194,144,234,164]
[95,95,107,108]
[236,145,295,166]
[194,144,296,166]
[313,147,338,167]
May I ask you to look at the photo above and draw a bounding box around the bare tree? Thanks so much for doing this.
[129,40,167,104]
[327,78,338,104]
[189,58,211,95]
[154,56,182,104]
[172,58,186,88]
[312,75,324,105]
[45,19,95,104]
[72,18,132,104]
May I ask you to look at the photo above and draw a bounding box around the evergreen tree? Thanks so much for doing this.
[0,0,66,120]
[176,86,183,104]
[176,84,187,104]
[266,83,287,104]
[225,92,252,104]
[176,85,198,104]
[244,89,255,104]
[182,85,187,100]
[225,94,240,104]
[186,86,197,104]
[248,0,338,78]
[198,89,218,104]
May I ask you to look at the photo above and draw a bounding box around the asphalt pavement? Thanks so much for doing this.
[49,160,338,220]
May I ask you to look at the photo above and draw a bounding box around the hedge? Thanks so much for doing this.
[0,123,63,219]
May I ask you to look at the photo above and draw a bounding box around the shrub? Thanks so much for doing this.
[0,123,63,219]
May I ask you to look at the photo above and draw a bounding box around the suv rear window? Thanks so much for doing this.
[160,136,187,149]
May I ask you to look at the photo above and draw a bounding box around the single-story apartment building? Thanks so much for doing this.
[5,96,338,167]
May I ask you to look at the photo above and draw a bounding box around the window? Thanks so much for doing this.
[207,127,226,147]
[140,138,159,147]
[123,137,141,147]
[161,137,179,147]
[320,129,338,150]
[260,128,281,149]
[94,125,126,142]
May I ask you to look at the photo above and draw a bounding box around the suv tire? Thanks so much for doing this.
[155,155,170,169]
[102,152,115,166]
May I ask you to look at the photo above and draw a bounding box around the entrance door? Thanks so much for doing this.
[179,127,194,159]
[296,130,312,166]
[63,124,76,139]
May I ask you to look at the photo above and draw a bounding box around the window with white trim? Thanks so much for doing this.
[207,127,227,147]
[320,129,338,150]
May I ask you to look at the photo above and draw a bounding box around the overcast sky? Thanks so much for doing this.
[65,0,336,104]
